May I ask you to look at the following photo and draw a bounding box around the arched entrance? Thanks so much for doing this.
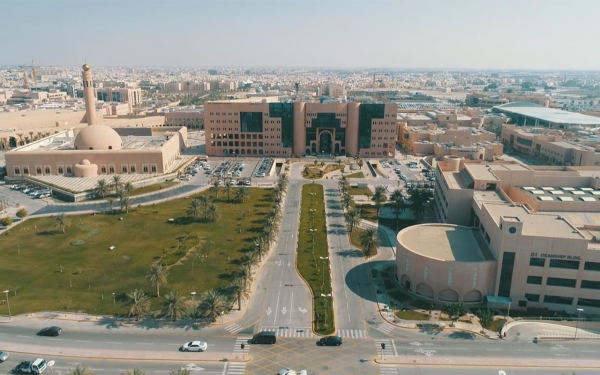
[9,137,17,148]
[319,131,332,155]
[464,290,482,303]
[438,288,459,302]
[400,275,412,291]
[416,283,434,299]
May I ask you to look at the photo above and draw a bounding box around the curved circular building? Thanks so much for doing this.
[395,224,497,304]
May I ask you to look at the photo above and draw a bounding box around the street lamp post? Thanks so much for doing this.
[507,301,511,318]
[3,290,11,320]
[320,256,329,287]
[112,292,116,307]
[190,291,197,315]
[575,308,584,340]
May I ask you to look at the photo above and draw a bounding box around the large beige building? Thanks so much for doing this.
[501,125,600,166]
[5,65,187,180]
[96,87,142,106]
[397,157,600,314]
[204,100,398,158]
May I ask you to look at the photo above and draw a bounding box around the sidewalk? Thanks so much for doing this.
[376,355,600,368]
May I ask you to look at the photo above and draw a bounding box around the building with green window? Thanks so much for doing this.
[204,100,398,157]
[396,156,600,315]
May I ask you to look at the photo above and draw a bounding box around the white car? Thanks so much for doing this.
[182,341,208,352]
[277,369,307,375]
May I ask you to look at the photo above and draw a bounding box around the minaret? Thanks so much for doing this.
[82,64,97,125]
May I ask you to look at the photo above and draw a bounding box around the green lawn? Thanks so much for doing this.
[344,172,364,179]
[348,227,375,258]
[129,180,180,197]
[0,189,272,315]
[396,309,430,320]
[356,203,415,233]
[296,184,334,335]
[302,164,344,180]
[488,318,507,332]
[348,187,372,196]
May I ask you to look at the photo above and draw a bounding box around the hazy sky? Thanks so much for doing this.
[3,0,599,70]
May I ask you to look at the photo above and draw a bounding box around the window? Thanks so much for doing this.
[36,167,42,174]
[525,293,540,302]
[65,167,71,174]
[498,252,516,297]
[578,298,600,308]
[584,262,600,271]
[130,166,136,173]
[109,166,115,173]
[58,167,63,174]
[143,165,148,173]
[45,167,50,174]
[543,295,573,305]
[14,167,20,175]
[546,277,576,288]
[580,280,600,290]
[527,276,543,285]
[122,166,127,173]
[151,165,157,173]
[529,258,545,267]
[549,259,579,270]
[101,166,106,173]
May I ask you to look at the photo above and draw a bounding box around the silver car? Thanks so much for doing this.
[0,350,9,362]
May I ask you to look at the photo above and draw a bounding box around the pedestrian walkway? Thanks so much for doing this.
[225,323,244,334]
[379,364,399,375]
[259,326,314,338]
[224,362,246,375]
[234,336,251,353]
[376,322,395,334]
[336,329,367,338]
[374,338,396,357]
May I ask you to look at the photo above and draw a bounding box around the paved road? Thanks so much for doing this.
[389,365,600,375]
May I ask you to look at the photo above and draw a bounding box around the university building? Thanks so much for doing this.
[204,100,398,158]
[396,156,600,314]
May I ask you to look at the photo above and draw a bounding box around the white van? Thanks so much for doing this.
[32,358,48,373]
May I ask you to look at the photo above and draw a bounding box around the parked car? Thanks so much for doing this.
[0,350,9,362]
[182,341,208,352]
[37,326,62,336]
[277,369,307,375]
[251,331,276,344]
[317,335,342,346]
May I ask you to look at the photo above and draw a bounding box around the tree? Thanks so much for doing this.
[475,307,494,329]
[224,179,233,201]
[53,213,71,233]
[125,289,150,321]
[123,182,134,194]
[390,189,405,230]
[230,276,251,311]
[342,193,354,210]
[187,198,202,221]
[0,216,13,227]
[210,180,221,198]
[146,264,169,297]
[162,290,187,321]
[207,203,220,222]
[121,368,145,375]
[68,366,95,375]
[16,208,28,219]
[358,227,379,256]
[344,207,361,232]
[357,159,364,169]
[371,186,387,217]
[442,302,467,326]
[199,195,212,219]
[406,187,433,222]
[235,186,250,203]
[94,179,110,199]
[197,289,230,323]
[118,190,131,213]
[112,175,123,193]
[107,197,115,212]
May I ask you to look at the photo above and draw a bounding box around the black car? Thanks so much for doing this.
[318,335,342,346]
[37,326,62,336]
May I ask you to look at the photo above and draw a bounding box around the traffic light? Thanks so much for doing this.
[381,343,386,350]
[241,343,245,350]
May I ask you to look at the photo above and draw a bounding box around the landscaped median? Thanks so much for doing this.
[296,183,334,335]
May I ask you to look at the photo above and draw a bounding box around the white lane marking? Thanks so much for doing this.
[45,338,62,341]
[348,314,351,322]
[518,349,534,352]
[18,335,33,338]
[106,342,122,345]
[136,342,153,345]
[486,348,502,351]
[76,340,92,343]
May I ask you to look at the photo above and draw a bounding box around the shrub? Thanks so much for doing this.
[16,208,28,219]
[0,216,13,227]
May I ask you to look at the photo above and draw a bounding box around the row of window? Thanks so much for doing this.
[208,112,239,116]
[14,164,157,175]
[527,275,600,289]
[211,141,264,147]
[211,133,264,140]
[530,258,600,271]
[525,294,600,307]
[371,137,395,141]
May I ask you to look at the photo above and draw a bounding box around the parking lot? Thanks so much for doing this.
[0,181,51,217]
[178,157,277,186]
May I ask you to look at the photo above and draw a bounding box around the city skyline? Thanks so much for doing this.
[3,0,600,70]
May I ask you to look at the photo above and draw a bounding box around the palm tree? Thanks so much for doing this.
[240,249,259,275]
[16,133,24,146]
[121,368,145,375]
[53,213,71,234]
[199,195,211,219]
[118,190,131,213]
[123,181,134,194]
[342,193,354,210]
[224,179,233,201]
[187,198,202,221]
[94,179,110,199]
[407,187,433,222]
[197,289,230,323]
[371,186,387,217]
[210,180,221,198]
[146,264,169,298]
[125,289,150,321]
[112,175,123,193]
[344,207,362,232]
[162,291,187,321]
[230,276,251,311]
[68,366,95,375]
[107,197,115,212]
[253,235,270,262]
[359,227,379,256]
[168,369,190,375]
[207,203,220,222]
[235,186,250,203]
[390,189,405,230]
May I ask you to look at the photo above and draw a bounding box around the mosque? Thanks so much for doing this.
[5,64,188,182]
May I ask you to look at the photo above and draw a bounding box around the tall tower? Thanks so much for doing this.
[82,64,97,125]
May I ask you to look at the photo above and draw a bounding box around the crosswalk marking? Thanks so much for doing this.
[374,339,395,357]
[380,364,398,375]
[225,363,246,375]
[234,336,251,353]
[260,326,314,338]
[336,329,367,338]
[376,322,394,334]
[225,323,244,334]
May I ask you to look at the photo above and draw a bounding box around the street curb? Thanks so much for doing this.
[373,356,600,369]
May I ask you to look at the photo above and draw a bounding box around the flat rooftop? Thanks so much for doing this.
[398,224,490,262]
[15,135,167,152]
[495,105,600,126]
[520,186,600,203]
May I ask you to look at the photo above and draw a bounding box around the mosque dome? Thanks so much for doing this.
[82,64,90,72]
[74,125,122,151]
